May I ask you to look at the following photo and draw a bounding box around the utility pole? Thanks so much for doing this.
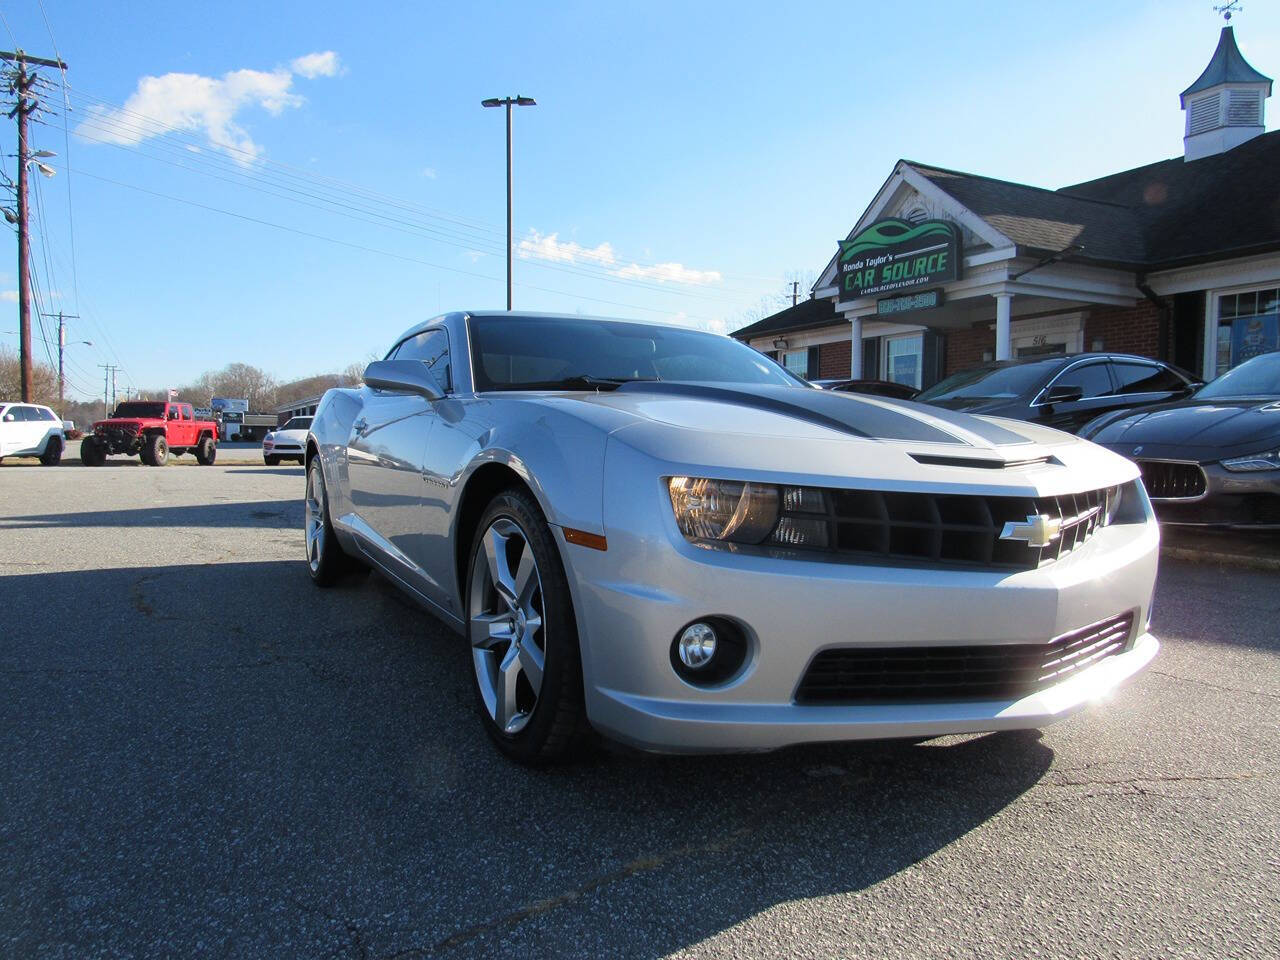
[2,49,68,402]
[791,281,799,306]
[98,363,117,419]
[43,310,81,405]
[481,95,536,311]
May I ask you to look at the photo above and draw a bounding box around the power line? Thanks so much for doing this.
[62,164,731,324]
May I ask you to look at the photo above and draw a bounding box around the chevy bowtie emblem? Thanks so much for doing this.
[1000,514,1062,549]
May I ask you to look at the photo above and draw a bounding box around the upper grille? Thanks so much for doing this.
[784,485,1117,571]
[1136,460,1206,501]
[795,612,1135,705]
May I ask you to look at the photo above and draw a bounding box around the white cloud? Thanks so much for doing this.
[79,52,341,165]
[290,51,342,78]
[613,262,723,286]
[1,290,17,303]
[421,167,437,179]
[518,229,721,286]
[518,230,617,267]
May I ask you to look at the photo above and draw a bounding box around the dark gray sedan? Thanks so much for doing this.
[1081,352,1280,528]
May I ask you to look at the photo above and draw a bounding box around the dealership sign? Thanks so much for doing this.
[210,396,249,414]
[838,218,961,299]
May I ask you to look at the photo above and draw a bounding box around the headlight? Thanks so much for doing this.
[668,477,778,543]
[1221,448,1280,472]
[667,477,834,548]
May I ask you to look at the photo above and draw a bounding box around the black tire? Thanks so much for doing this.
[305,459,361,586]
[80,437,106,466]
[39,436,63,466]
[144,434,168,466]
[195,437,216,465]
[465,488,588,765]
[265,454,281,466]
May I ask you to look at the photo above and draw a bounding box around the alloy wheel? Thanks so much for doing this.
[305,465,326,574]
[469,518,546,735]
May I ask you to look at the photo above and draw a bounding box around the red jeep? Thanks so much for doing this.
[81,400,219,466]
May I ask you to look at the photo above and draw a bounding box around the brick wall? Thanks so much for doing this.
[818,339,852,379]
[945,325,994,375]
[1083,302,1161,358]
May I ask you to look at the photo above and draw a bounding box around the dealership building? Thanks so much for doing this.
[733,27,1278,390]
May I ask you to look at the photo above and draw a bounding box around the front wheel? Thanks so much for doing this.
[466,489,587,765]
[40,437,63,466]
[305,459,361,586]
[144,434,168,466]
[80,437,106,466]
[264,454,280,466]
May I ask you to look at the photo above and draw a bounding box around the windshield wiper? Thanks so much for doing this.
[519,375,659,392]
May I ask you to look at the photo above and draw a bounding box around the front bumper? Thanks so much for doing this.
[562,443,1161,754]
[1149,462,1280,528]
[263,442,305,461]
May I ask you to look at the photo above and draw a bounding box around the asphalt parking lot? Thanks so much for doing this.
[1,457,1278,959]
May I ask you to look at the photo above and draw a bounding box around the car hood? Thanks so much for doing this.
[1087,397,1280,462]
[93,417,153,429]
[535,382,1137,495]
[267,429,308,444]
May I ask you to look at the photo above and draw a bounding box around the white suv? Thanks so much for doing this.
[0,402,66,465]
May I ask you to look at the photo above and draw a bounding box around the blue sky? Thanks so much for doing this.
[2,0,1277,400]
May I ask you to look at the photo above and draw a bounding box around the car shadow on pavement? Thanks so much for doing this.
[0,559,1054,959]
[0,499,301,529]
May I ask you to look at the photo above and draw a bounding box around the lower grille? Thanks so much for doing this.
[1137,460,1206,500]
[794,612,1135,704]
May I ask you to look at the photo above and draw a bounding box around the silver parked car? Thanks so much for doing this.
[305,311,1161,764]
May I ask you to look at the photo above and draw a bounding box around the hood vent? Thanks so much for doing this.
[910,453,1056,470]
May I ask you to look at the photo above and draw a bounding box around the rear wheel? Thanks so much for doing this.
[195,437,216,465]
[40,437,63,466]
[144,434,168,466]
[466,489,587,765]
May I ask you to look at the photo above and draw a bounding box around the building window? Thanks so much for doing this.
[1215,287,1279,377]
[881,333,923,389]
[782,350,809,378]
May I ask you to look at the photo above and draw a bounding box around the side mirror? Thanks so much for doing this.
[3,413,14,422]
[363,359,445,401]
[1044,384,1084,404]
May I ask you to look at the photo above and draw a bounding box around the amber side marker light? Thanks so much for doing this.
[562,527,608,551]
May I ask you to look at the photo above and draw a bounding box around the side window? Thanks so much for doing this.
[182,405,194,421]
[393,329,452,392]
[1111,362,1186,394]
[16,406,38,421]
[1049,362,1113,400]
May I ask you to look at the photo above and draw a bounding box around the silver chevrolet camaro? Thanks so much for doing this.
[304,311,1160,764]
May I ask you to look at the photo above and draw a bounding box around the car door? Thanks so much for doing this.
[346,327,450,601]
[1030,361,1118,433]
[1109,360,1196,411]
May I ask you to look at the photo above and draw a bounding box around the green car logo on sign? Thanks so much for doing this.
[838,218,962,299]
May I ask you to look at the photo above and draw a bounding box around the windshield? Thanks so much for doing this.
[111,402,168,419]
[1195,351,1280,399]
[468,315,802,391]
[281,417,313,431]
[916,360,1061,403]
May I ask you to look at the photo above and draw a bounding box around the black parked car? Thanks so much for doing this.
[1081,351,1280,528]
[914,353,1201,434]
[811,378,920,400]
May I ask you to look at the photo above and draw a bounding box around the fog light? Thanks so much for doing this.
[677,622,717,669]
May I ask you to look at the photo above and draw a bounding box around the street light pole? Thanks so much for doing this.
[482,95,536,311]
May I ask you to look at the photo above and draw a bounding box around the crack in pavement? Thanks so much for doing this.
[292,898,370,960]
[1147,668,1280,702]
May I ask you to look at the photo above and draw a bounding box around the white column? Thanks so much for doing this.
[849,316,863,378]
[1202,290,1218,381]
[994,293,1013,361]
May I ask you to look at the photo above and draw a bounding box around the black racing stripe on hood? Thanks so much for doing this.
[614,382,1028,446]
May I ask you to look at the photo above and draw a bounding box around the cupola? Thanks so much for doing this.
[1181,26,1272,161]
